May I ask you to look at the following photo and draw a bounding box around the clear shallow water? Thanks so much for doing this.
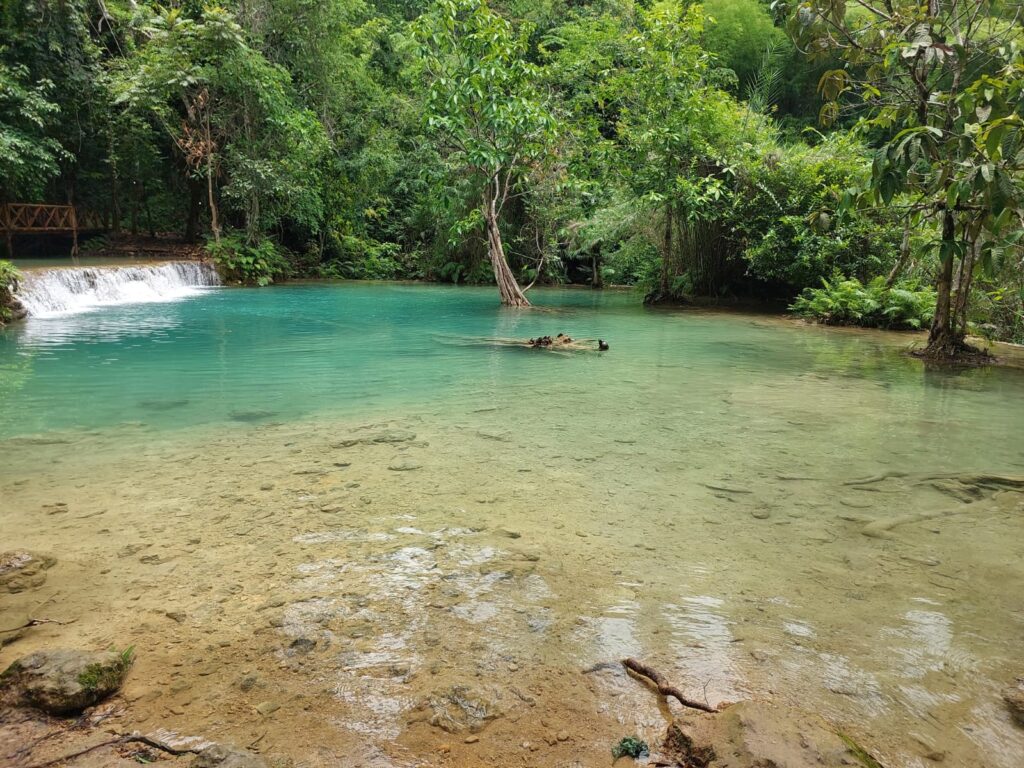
[2,282,1023,767]
[3,281,1023,444]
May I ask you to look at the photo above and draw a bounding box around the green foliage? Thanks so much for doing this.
[611,736,650,760]
[0,0,1019,342]
[320,235,409,280]
[791,274,936,330]
[0,260,22,324]
[413,0,558,292]
[207,233,290,286]
[734,135,903,291]
[790,0,1024,351]
[0,58,65,199]
[703,0,788,90]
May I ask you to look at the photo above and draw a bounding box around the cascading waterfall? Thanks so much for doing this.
[15,261,221,318]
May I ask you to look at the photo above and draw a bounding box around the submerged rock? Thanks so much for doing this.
[427,685,503,734]
[228,409,278,423]
[0,551,56,593]
[333,429,417,448]
[389,457,422,471]
[1004,677,1024,727]
[656,701,875,768]
[191,743,270,768]
[1,648,133,714]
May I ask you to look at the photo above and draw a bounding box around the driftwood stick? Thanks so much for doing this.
[21,738,124,768]
[0,617,74,635]
[844,471,1024,488]
[622,658,717,713]
[21,733,204,768]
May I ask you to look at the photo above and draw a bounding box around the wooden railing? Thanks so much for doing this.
[1,203,108,257]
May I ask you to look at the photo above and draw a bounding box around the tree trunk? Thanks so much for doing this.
[185,176,202,242]
[207,161,220,244]
[592,250,603,289]
[925,210,965,357]
[952,237,977,338]
[484,203,529,307]
[142,181,155,238]
[660,202,673,295]
[110,162,122,235]
[886,226,912,287]
[204,108,221,244]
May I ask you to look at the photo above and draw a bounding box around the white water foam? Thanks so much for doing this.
[15,261,221,318]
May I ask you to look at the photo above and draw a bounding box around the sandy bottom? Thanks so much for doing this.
[2,379,1023,768]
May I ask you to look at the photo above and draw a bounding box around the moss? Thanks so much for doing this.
[837,731,886,768]
[76,647,134,693]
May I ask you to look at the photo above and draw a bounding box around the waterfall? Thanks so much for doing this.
[15,261,221,318]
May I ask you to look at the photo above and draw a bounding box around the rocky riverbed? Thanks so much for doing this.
[2,401,1023,766]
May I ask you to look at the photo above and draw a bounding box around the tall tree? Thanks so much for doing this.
[414,0,556,306]
[792,0,1024,358]
[111,5,326,245]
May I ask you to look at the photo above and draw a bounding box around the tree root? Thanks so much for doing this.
[622,658,717,713]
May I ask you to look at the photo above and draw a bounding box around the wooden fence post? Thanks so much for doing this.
[70,206,79,259]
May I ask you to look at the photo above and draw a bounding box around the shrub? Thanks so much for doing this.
[0,260,23,324]
[318,235,413,280]
[206,233,289,286]
[791,274,936,330]
[732,137,903,295]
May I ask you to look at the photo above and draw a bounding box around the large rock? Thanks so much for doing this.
[1004,677,1024,727]
[1,648,133,714]
[0,551,56,593]
[656,700,874,768]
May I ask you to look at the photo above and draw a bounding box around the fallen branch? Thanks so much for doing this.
[622,658,717,713]
[844,471,1024,489]
[0,617,74,635]
[843,472,908,486]
[861,499,994,539]
[21,732,203,768]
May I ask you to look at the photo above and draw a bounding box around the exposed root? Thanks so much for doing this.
[622,658,717,713]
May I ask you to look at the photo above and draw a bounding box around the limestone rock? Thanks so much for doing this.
[0,551,56,593]
[1,648,133,714]
[657,701,874,768]
[191,744,270,768]
[388,457,422,471]
[333,429,416,448]
[1004,677,1024,727]
[427,685,503,734]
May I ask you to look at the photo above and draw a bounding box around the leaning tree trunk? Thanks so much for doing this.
[483,191,529,307]
[925,210,964,358]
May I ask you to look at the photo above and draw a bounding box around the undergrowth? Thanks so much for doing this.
[790,274,936,330]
